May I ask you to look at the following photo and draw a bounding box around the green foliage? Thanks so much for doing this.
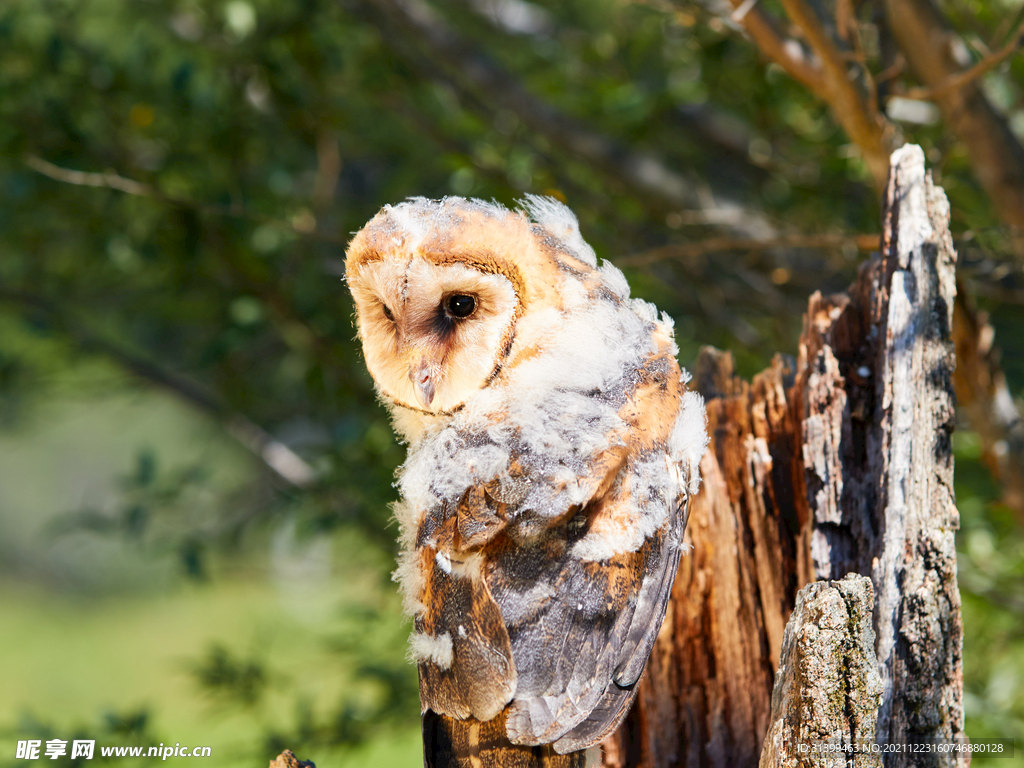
[192,645,267,707]
[954,431,1024,765]
[2,707,158,767]
[1,0,1023,761]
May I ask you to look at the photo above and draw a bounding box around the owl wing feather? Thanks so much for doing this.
[552,496,689,753]
[416,549,516,721]
[498,537,649,747]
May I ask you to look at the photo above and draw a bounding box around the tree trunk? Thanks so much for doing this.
[602,145,965,767]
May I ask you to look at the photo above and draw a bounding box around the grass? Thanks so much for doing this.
[0,572,420,766]
[0,385,420,767]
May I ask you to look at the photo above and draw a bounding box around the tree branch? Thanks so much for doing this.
[617,232,880,267]
[883,0,1024,230]
[360,0,776,236]
[723,0,827,94]
[0,289,316,489]
[774,0,891,189]
[903,18,1024,101]
[361,0,690,209]
[717,0,891,190]
[953,284,1024,523]
[990,1,1024,49]
[23,154,346,245]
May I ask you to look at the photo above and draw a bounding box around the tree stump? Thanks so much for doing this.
[602,145,965,767]
[760,574,883,768]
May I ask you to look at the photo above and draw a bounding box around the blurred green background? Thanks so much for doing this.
[0,0,1022,765]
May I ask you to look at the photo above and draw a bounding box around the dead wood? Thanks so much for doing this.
[602,144,965,767]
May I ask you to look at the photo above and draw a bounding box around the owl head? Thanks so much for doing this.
[344,196,600,419]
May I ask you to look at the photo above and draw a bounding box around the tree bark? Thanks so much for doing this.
[602,145,964,767]
[760,575,883,768]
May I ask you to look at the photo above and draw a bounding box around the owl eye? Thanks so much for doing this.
[445,294,477,318]
[382,304,395,322]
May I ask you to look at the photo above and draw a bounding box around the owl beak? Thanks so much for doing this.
[412,361,436,409]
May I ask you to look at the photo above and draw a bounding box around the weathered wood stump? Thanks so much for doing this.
[760,574,883,768]
[602,145,965,767]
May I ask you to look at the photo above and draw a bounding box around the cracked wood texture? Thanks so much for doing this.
[760,575,883,768]
[600,146,964,768]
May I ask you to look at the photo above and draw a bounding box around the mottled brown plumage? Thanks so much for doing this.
[345,196,707,765]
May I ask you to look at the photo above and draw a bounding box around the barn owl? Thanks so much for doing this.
[345,196,706,767]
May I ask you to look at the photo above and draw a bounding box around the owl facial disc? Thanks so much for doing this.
[346,247,520,414]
